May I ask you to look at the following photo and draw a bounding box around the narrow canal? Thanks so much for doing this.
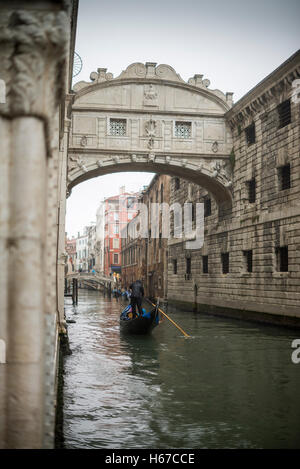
[61,290,300,449]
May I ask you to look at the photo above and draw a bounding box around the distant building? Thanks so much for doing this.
[76,230,89,272]
[121,174,171,299]
[103,186,139,277]
[66,236,76,273]
[95,201,105,274]
[86,224,97,271]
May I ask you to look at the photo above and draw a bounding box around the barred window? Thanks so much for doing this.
[245,123,256,145]
[276,246,288,272]
[278,164,290,190]
[186,257,191,274]
[204,197,211,217]
[221,252,229,274]
[277,99,291,128]
[202,255,208,274]
[175,121,191,139]
[243,250,253,273]
[110,118,126,136]
[247,178,256,203]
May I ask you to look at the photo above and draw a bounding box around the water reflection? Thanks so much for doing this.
[63,290,300,449]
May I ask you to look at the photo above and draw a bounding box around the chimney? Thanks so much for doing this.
[119,185,125,195]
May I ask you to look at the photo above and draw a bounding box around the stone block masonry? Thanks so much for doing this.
[167,50,300,327]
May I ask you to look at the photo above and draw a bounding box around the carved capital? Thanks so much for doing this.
[0,9,69,118]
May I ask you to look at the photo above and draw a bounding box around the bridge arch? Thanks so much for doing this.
[68,62,234,204]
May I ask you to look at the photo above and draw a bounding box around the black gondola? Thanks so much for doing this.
[120,302,159,335]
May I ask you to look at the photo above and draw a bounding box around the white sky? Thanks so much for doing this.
[66,0,300,238]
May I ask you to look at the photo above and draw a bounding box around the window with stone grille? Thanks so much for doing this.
[175,121,192,138]
[247,178,256,203]
[174,177,180,190]
[221,252,229,274]
[277,99,291,128]
[276,246,288,272]
[278,164,290,190]
[245,123,256,145]
[202,255,208,274]
[243,250,253,273]
[110,118,126,136]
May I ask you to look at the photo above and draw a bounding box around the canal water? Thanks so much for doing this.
[62,290,300,449]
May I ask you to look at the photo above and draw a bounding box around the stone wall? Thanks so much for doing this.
[167,50,300,327]
[0,0,78,448]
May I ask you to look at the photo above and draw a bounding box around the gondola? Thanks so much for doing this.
[120,301,159,335]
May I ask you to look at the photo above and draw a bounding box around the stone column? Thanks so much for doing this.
[0,3,70,448]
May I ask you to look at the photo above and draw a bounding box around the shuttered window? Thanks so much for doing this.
[245,123,256,145]
[277,100,291,128]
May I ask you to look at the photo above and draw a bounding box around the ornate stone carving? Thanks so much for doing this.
[144,119,157,148]
[212,141,219,153]
[80,136,87,147]
[155,64,185,82]
[211,160,232,187]
[0,10,69,117]
[143,84,158,106]
[148,153,156,163]
[69,155,87,173]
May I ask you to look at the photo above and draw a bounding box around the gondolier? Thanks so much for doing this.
[129,280,144,318]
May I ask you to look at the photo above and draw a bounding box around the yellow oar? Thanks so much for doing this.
[149,300,190,338]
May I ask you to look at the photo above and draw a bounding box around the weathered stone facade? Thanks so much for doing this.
[168,50,300,327]
[68,61,233,205]
[121,174,171,299]
[0,0,78,449]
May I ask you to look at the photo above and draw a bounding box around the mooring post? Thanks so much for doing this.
[72,278,75,305]
[75,278,78,305]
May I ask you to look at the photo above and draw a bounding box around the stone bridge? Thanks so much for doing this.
[66,272,112,288]
[67,62,234,205]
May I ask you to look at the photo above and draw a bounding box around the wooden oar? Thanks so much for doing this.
[147,299,190,338]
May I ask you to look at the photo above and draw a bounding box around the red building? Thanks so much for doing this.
[104,187,139,278]
[65,236,77,272]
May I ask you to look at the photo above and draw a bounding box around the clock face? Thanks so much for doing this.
[73,52,83,78]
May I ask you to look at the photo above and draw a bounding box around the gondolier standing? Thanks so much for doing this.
[129,280,144,318]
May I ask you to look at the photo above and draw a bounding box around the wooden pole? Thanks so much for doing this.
[147,300,190,338]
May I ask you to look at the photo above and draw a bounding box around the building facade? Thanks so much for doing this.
[167,50,300,326]
[66,236,76,273]
[104,188,139,277]
[95,201,105,274]
[121,174,171,299]
[76,231,88,272]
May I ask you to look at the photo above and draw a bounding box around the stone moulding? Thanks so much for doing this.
[226,51,300,129]
[67,152,233,201]
[72,61,233,109]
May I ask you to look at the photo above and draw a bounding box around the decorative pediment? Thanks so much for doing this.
[73,62,233,107]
